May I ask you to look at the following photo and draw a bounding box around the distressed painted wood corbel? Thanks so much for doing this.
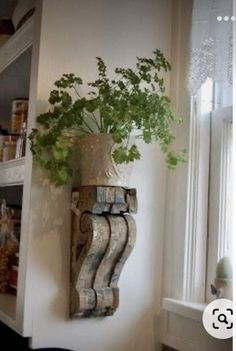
[70,186,137,318]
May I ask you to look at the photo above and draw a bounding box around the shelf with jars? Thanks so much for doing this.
[0,16,31,186]
[0,2,34,334]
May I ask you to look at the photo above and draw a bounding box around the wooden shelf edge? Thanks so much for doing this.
[0,17,34,74]
[0,157,25,187]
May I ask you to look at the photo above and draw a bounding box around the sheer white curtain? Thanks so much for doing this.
[189,0,233,95]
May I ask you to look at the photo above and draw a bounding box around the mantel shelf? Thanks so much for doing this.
[0,17,34,74]
[0,157,25,187]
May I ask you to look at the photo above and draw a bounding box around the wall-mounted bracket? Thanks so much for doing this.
[70,186,137,318]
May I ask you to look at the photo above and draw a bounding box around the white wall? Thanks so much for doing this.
[27,1,173,350]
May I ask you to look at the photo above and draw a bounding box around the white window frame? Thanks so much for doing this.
[183,81,212,303]
[206,104,233,302]
[184,80,233,303]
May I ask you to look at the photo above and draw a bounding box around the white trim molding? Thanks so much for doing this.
[206,106,233,301]
[218,108,232,259]
[161,0,193,301]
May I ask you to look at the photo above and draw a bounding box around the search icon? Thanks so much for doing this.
[218,314,228,324]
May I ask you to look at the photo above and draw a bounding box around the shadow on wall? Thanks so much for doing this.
[0,321,73,351]
[0,308,156,351]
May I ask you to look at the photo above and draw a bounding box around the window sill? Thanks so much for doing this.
[159,298,231,351]
[162,298,206,323]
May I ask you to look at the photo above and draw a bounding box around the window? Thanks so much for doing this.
[158,0,233,349]
[183,0,233,302]
[161,0,233,306]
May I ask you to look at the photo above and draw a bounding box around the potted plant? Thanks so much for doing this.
[29,49,186,186]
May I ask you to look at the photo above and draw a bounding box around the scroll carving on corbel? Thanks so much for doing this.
[70,186,137,318]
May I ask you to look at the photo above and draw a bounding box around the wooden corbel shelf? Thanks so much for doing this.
[70,186,137,318]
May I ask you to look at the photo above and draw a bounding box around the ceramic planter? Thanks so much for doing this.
[77,134,133,187]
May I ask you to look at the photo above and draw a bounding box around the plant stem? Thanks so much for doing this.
[90,112,101,131]
[83,110,100,131]
[82,117,94,133]
[73,85,82,98]
[100,109,104,132]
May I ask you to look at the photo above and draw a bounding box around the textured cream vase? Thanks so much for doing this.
[77,134,133,187]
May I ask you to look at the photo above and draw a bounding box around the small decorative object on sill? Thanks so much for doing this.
[211,256,233,300]
[0,18,15,47]
[70,186,137,318]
